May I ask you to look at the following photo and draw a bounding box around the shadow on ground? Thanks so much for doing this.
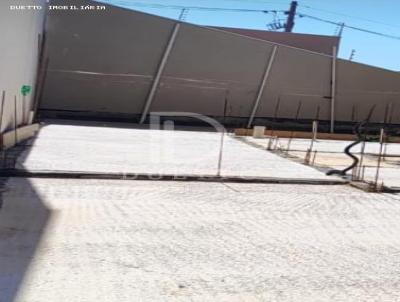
[0,138,50,302]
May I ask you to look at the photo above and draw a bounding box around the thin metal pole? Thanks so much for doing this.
[306,121,318,164]
[14,96,18,145]
[267,97,280,150]
[374,128,385,190]
[287,100,302,153]
[358,140,366,179]
[312,120,318,141]
[311,150,317,166]
[0,91,5,166]
[310,122,317,150]
[22,95,26,125]
[217,93,229,177]
[0,91,5,134]
[247,45,278,128]
[330,46,337,133]
[217,130,225,177]
[140,23,181,124]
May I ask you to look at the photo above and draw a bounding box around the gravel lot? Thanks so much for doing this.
[1,121,400,301]
[1,178,400,301]
[14,121,338,181]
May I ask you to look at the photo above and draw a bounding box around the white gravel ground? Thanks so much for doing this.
[1,178,400,301]
[15,121,338,181]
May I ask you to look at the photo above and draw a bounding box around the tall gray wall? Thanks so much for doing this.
[40,0,400,127]
[212,27,340,56]
[0,0,45,132]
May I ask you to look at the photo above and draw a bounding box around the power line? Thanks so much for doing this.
[298,13,400,41]
[100,0,400,41]
[299,4,400,29]
[107,1,278,13]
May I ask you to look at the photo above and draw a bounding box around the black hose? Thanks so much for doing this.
[326,105,376,177]
[326,139,360,176]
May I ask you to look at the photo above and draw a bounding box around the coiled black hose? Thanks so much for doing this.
[326,106,376,176]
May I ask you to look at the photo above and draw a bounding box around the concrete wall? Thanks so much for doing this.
[212,27,340,56]
[40,0,400,128]
[0,0,45,132]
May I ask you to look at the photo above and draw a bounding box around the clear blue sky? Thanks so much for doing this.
[98,0,400,71]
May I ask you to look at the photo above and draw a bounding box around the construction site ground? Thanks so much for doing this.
[1,120,400,302]
[240,136,400,190]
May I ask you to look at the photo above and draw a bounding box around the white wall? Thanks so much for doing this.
[0,0,45,132]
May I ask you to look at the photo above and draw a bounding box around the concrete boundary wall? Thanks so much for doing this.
[40,0,400,129]
[0,0,45,133]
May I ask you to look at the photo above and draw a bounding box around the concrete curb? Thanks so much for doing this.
[0,169,348,185]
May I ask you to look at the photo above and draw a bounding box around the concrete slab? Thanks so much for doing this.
[2,178,400,301]
[14,121,339,182]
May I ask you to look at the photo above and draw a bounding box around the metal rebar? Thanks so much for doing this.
[14,95,18,145]
[311,150,318,166]
[217,130,225,177]
[361,165,365,181]
[374,128,385,190]
[330,46,337,133]
[357,140,366,178]
[22,95,26,125]
[0,91,5,165]
[0,91,5,135]
[287,100,302,153]
[306,121,318,160]
[267,97,281,150]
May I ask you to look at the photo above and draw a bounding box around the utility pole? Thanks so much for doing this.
[284,1,298,32]
[336,22,345,38]
[178,8,189,21]
[349,49,356,61]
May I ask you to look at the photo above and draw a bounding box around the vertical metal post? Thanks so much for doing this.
[217,129,225,177]
[0,91,5,134]
[267,97,280,150]
[217,92,229,177]
[358,140,366,179]
[312,120,318,141]
[14,96,18,145]
[22,95,26,125]
[374,128,385,190]
[0,91,5,162]
[311,150,317,166]
[330,46,337,133]
[305,121,318,165]
[247,45,278,129]
[140,23,181,124]
[287,100,302,153]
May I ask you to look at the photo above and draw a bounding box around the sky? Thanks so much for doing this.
[97,0,400,71]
